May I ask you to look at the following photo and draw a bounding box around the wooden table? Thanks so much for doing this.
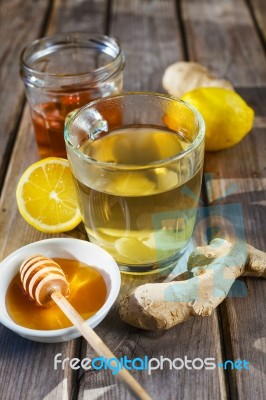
[0,1,265,399]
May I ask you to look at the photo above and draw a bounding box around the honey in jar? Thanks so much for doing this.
[20,33,125,159]
[5,258,107,330]
[31,94,122,158]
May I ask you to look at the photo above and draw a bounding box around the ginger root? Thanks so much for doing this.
[162,62,234,97]
[119,239,266,331]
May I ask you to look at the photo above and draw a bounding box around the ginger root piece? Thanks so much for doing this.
[162,62,234,97]
[119,239,266,331]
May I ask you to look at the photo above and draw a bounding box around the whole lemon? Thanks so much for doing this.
[181,87,254,151]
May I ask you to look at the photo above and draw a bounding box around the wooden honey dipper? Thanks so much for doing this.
[20,255,151,400]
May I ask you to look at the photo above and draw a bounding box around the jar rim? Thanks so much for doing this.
[20,32,125,85]
[64,92,205,170]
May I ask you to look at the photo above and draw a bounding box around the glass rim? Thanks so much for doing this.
[64,91,205,170]
[20,32,125,82]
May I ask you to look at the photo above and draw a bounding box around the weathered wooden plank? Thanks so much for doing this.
[181,0,266,398]
[77,1,226,399]
[204,88,266,250]
[77,274,227,400]
[0,1,108,400]
[109,0,184,92]
[77,302,226,400]
[0,328,79,400]
[46,0,108,34]
[203,88,266,400]
[0,0,51,191]
[181,0,266,86]
[0,0,108,288]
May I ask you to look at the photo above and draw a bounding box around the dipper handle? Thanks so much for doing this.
[51,291,152,400]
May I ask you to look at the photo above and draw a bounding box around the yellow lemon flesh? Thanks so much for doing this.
[16,157,82,233]
[180,87,254,151]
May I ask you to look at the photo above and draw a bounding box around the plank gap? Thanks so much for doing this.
[245,0,266,51]
[201,176,231,400]
[38,0,55,38]
[216,303,239,400]
[105,0,112,35]
[175,0,189,60]
[70,338,83,400]
[200,173,239,400]
[0,97,26,195]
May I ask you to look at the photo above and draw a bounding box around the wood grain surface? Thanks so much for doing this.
[0,0,51,190]
[0,0,265,399]
[181,0,266,399]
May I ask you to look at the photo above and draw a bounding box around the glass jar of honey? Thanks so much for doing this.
[20,32,125,158]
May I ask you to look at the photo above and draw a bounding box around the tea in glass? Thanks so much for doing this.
[65,93,205,274]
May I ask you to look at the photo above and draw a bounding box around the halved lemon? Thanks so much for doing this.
[16,157,82,233]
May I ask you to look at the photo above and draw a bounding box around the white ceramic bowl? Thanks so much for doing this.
[0,238,121,343]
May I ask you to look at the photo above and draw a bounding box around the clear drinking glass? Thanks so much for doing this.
[20,32,125,158]
[65,92,205,274]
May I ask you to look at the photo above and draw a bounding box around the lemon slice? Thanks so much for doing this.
[16,157,82,233]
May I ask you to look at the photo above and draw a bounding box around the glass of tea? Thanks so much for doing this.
[64,93,205,274]
[20,32,125,158]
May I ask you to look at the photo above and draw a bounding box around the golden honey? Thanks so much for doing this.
[5,258,107,330]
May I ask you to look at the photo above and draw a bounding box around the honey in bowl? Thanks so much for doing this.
[5,258,107,330]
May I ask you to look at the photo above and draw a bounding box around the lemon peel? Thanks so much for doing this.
[180,87,254,151]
